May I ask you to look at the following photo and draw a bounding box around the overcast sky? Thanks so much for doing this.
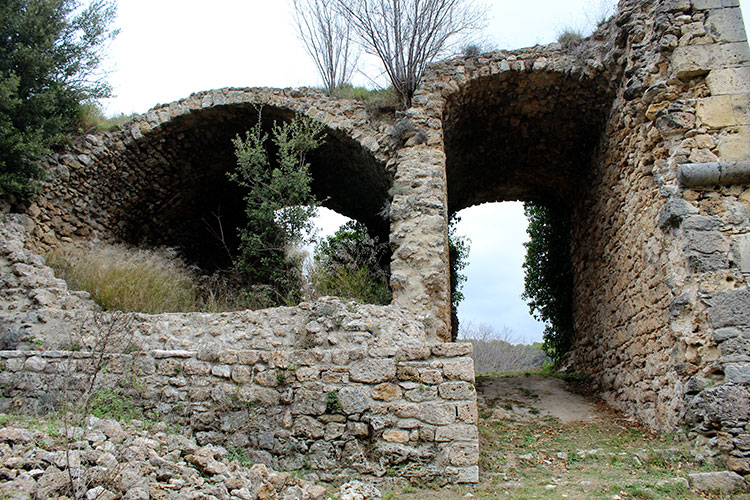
[101,0,750,344]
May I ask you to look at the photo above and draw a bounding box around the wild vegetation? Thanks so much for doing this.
[307,220,392,305]
[228,107,326,308]
[46,243,246,313]
[459,322,548,373]
[522,202,574,364]
[0,0,118,198]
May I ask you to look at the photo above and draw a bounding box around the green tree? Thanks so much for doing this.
[229,108,326,307]
[449,214,470,340]
[0,0,118,197]
[522,202,574,364]
[311,220,391,305]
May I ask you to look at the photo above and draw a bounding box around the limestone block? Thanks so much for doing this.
[338,386,370,414]
[231,365,251,384]
[372,383,402,401]
[435,424,479,442]
[725,363,750,382]
[417,402,455,425]
[382,429,410,443]
[446,465,479,484]
[697,95,737,128]
[24,356,46,372]
[456,402,478,424]
[718,126,750,160]
[706,8,747,42]
[691,0,723,10]
[731,94,750,124]
[734,233,750,273]
[349,358,396,383]
[722,42,750,66]
[447,442,479,466]
[689,471,746,493]
[438,381,476,400]
[431,343,472,357]
[707,67,750,95]
[442,358,475,382]
[293,416,324,439]
[672,45,723,78]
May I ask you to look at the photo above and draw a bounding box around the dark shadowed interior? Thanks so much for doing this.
[443,70,615,214]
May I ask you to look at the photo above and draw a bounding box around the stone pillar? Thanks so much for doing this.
[389,145,452,341]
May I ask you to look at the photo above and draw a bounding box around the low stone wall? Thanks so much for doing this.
[0,213,479,484]
[0,342,479,484]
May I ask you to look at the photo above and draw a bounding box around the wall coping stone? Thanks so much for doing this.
[677,161,750,186]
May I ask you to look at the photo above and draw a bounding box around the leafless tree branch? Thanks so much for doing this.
[333,0,487,106]
[293,0,358,94]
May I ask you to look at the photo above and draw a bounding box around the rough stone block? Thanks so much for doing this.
[725,363,750,382]
[442,358,475,382]
[706,8,747,42]
[722,42,750,66]
[431,343,472,357]
[707,67,750,95]
[438,381,476,400]
[417,402,455,425]
[692,0,725,8]
[398,346,431,360]
[446,465,479,484]
[718,126,750,161]
[698,95,739,128]
[231,365,251,384]
[435,424,479,442]
[24,356,46,372]
[382,429,410,443]
[292,388,327,415]
[447,442,479,466]
[734,233,750,273]
[420,369,444,385]
[456,402,478,424]
[689,471,746,493]
[372,383,403,401]
[338,386,370,414]
[672,45,723,78]
[349,358,396,383]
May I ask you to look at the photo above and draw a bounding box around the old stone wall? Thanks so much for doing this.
[0,213,479,484]
[3,0,750,478]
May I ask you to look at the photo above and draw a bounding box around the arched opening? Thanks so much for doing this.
[443,69,615,354]
[98,103,393,304]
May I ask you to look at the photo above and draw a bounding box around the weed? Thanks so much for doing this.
[326,391,342,413]
[557,29,584,50]
[227,447,254,467]
[276,369,287,387]
[88,387,140,422]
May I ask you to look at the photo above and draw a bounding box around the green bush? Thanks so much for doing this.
[449,215,470,340]
[308,220,391,305]
[0,0,118,198]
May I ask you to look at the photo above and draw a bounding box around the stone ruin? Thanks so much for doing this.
[1,0,750,482]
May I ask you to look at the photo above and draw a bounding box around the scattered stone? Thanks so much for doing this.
[340,480,381,500]
[688,471,745,493]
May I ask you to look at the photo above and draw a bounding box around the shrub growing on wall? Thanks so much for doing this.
[229,108,326,307]
[449,215,470,340]
[522,202,574,364]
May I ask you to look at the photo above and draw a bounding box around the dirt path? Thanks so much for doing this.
[477,374,600,423]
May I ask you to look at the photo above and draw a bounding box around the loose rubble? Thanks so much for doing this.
[0,416,333,500]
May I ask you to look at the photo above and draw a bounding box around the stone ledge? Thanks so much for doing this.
[677,161,750,186]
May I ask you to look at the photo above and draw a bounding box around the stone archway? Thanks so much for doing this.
[29,88,394,275]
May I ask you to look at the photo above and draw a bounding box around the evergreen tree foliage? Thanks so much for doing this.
[522,202,574,364]
[0,0,118,197]
[228,108,326,307]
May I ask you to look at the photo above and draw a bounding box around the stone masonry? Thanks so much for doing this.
[2,0,750,478]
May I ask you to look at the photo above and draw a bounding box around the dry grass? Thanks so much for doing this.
[47,243,206,313]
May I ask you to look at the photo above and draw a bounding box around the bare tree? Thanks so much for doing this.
[293,0,357,94]
[459,321,549,373]
[334,0,487,107]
